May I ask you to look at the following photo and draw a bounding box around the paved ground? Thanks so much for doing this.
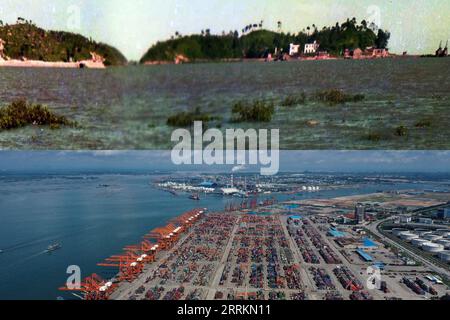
[110,212,449,300]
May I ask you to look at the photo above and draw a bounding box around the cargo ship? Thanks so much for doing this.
[46,243,62,253]
[189,193,200,201]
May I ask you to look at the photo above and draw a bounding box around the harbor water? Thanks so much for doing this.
[1,58,449,149]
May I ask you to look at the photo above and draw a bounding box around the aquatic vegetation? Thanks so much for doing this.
[232,100,275,122]
[365,132,385,142]
[395,125,409,137]
[315,89,365,105]
[0,99,76,130]
[415,118,432,128]
[167,107,213,127]
[281,93,306,107]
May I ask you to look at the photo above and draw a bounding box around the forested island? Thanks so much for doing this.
[140,18,390,63]
[0,19,127,66]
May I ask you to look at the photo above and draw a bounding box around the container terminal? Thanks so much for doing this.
[59,188,450,301]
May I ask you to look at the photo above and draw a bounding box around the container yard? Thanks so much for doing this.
[59,196,450,301]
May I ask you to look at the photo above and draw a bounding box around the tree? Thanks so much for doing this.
[375,29,390,49]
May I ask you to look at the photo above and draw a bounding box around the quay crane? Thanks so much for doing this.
[145,209,205,249]
[169,208,205,230]
[98,252,144,282]
[59,273,116,300]
[62,209,206,298]
[123,239,159,263]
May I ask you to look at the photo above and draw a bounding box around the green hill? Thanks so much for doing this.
[0,20,127,66]
[140,18,390,63]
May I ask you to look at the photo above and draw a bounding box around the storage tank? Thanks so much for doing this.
[422,242,444,253]
[414,229,432,237]
[400,232,419,241]
[411,238,428,247]
[434,239,450,249]
[438,251,450,263]
[423,234,442,241]
[435,229,450,237]
[392,228,408,236]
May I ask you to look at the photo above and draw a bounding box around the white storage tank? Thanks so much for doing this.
[400,232,419,241]
[423,234,442,241]
[438,251,450,263]
[392,228,408,236]
[435,230,450,237]
[422,242,444,253]
[411,238,428,247]
[414,229,432,237]
[434,239,450,249]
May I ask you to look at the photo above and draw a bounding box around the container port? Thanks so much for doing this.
[58,182,450,301]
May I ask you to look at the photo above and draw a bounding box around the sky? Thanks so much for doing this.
[0,151,449,174]
[0,0,449,60]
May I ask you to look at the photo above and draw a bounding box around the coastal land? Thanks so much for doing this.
[0,19,127,68]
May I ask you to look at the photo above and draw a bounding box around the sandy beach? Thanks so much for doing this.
[0,58,105,69]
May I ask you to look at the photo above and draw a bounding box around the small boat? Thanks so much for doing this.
[46,243,62,253]
[189,193,200,201]
[0,249,3,254]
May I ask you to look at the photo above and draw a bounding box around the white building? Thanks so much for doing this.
[289,43,300,56]
[399,215,412,224]
[304,41,319,54]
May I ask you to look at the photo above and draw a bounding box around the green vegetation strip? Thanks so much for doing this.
[0,100,76,130]
[167,108,215,127]
[232,100,275,122]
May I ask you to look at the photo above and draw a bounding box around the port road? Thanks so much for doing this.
[367,218,450,278]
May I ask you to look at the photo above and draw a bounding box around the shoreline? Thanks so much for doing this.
[0,58,106,69]
[142,54,430,66]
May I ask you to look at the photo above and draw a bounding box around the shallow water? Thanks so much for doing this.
[0,58,449,149]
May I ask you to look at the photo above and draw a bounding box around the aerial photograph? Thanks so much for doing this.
[0,0,449,149]
[0,151,449,301]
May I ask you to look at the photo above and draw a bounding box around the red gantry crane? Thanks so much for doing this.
[97,251,144,282]
[59,273,116,300]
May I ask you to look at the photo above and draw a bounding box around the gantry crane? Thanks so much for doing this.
[98,252,144,282]
[123,239,158,263]
[59,273,116,300]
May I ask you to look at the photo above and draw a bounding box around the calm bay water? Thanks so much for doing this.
[0,173,445,300]
[0,58,449,149]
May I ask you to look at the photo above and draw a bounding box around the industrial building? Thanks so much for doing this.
[355,204,366,223]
